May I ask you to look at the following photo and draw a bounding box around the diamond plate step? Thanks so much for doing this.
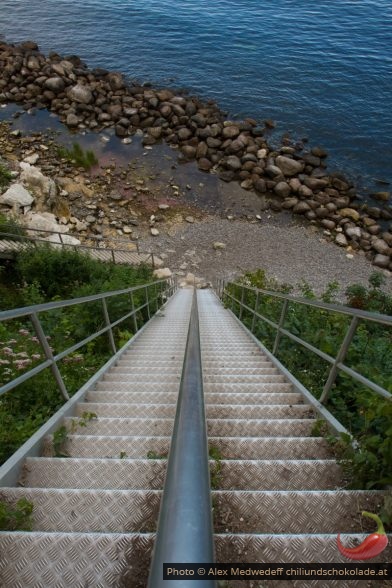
[214,534,392,588]
[86,390,178,404]
[43,435,171,459]
[20,458,167,489]
[204,373,285,382]
[102,373,181,382]
[0,532,154,588]
[207,405,314,419]
[208,437,331,459]
[207,418,315,437]
[204,382,293,392]
[205,392,304,405]
[63,416,174,437]
[0,487,161,533]
[76,402,176,419]
[212,490,386,533]
[94,381,178,392]
[215,460,343,490]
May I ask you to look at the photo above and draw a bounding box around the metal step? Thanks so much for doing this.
[208,436,332,459]
[76,402,176,419]
[62,416,174,437]
[207,418,316,437]
[212,490,386,533]
[43,434,171,459]
[21,457,167,489]
[0,487,161,533]
[86,390,178,404]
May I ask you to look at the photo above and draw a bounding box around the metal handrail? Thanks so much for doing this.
[0,226,158,265]
[217,279,392,403]
[147,290,215,588]
[0,277,177,400]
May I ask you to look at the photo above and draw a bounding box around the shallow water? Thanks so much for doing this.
[1,0,391,190]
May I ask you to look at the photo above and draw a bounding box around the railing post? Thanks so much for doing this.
[273,299,289,355]
[130,291,138,332]
[111,249,116,264]
[101,298,117,354]
[239,285,245,320]
[29,313,69,401]
[145,285,150,319]
[320,316,359,404]
[251,291,259,332]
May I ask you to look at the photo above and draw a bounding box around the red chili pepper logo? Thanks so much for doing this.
[337,511,389,560]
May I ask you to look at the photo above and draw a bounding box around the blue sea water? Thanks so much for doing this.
[1,0,391,191]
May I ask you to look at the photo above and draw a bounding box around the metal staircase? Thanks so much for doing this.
[0,287,391,587]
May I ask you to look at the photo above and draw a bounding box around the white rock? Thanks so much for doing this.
[213,241,226,250]
[19,163,57,202]
[335,233,348,247]
[0,184,34,208]
[151,228,159,236]
[153,267,172,279]
[45,234,81,246]
[122,226,133,234]
[158,204,170,210]
[22,212,68,235]
[67,83,93,104]
[185,216,195,223]
[23,153,39,165]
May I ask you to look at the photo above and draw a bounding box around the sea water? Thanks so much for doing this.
[1,0,391,191]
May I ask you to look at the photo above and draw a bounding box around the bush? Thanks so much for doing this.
[226,271,392,489]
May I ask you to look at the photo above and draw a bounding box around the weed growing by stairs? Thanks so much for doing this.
[52,412,97,457]
[0,496,33,531]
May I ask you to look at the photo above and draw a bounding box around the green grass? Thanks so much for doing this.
[57,142,98,170]
[0,162,12,190]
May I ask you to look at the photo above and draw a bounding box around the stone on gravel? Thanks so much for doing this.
[151,228,159,236]
[339,208,360,222]
[274,181,291,198]
[373,254,390,269]
[335,233,348,247]
[213,242,226,250]
[185,216,195,223]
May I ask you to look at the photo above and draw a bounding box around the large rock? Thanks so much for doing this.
[23,212,69,235]
[226,156,242,171]
[222,125,240,139]
[67,83,93,104]
[373,254,390,268]
[372,238,390,255]
[153,267,172,279]
[0,184,34,209]
[339,208,360,222]
[45,233,81,246]
[275,155,304,177]
[44,77,65,93]
[19,163,57,207]
[274,181,291,198]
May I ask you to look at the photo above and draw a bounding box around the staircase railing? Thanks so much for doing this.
[0,277,176,402]
[148,290,215,588]
[0,224,159,266]
[216,279,392,404]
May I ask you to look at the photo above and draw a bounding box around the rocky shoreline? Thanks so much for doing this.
[1,39,392,271]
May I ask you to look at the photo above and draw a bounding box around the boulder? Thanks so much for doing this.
[153,267,172,279]
[373,254,390,268]
[222,125,240,139]
[67,83,93,104]
[274,181,291,198]
[19,162,57,207]
[0,184,34,209]
[335,233,348,247]
[44,77,65,93]
[275,155,304,176]
[339,208,360,222]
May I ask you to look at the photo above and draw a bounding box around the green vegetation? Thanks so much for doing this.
[0,162,12,190]
[226,270,392,489]
[209,444,224,489]
[52,412,97,457]
[0,213,27,241]
[146,450,168,460]
[0,247,158,464]
[0,497,34,531]
[57,142,98,170]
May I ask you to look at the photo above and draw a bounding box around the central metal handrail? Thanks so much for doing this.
[147,290,215,588]
[216,279,392,404]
